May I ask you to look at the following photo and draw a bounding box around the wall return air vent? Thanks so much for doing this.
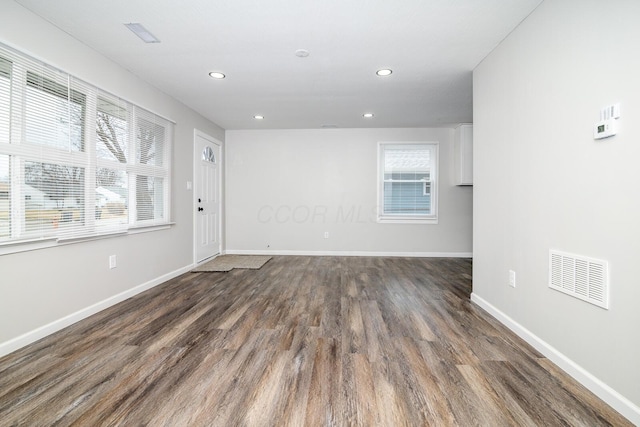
[549,250,609,309]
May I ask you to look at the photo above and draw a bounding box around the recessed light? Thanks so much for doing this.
[124,23,160,43]
[363,113,374,118]
[208,72,226,79]
[376,69,392,76]
[295,49,310,58]
[254,115,264,120]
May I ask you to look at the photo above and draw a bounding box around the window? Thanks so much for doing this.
[0,43,173,250]
[378,142,438,223]
[96,96,129,230]
[96,168,128,228]
[202,146,215,163]
[134,112,167,222]
[24,161,85,237]
[25,71,86,152]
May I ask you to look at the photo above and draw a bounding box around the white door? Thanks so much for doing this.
[194,131,221,263]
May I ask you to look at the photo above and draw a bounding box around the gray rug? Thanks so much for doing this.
[192,255,272,272]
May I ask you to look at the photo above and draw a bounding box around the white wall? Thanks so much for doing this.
[0,2,224,352]
[226,128,472,255]
[473,0,640,422]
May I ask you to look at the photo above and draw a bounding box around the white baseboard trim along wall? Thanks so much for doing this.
[0,264,194,358]
[471,293,640,425]
[225,249,473,258]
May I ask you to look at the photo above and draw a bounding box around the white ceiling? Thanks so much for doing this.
[14,0,543,130]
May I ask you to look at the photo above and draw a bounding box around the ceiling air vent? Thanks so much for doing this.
[549,250,609,309]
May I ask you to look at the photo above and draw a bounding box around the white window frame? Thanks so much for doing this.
[377,141,438,224]
[0,42,173,254]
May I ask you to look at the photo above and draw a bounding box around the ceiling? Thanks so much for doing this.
[14,0,543,130]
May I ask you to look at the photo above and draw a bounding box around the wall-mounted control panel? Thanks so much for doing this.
[594,103,620,140]
[594,119,617,139]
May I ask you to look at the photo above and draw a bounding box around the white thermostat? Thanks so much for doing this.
[594,103,620,140]
[594,119,617,139]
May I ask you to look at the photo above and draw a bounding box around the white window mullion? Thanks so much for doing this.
[127,106,137,225]
[163,120,172,223]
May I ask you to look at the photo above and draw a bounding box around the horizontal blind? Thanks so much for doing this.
[133,108,168,224]
[0,56,10,144]
[0,57,10,240]
[95,92,130,233]
[24,62,94,239]
[0,42,172,246]
[382,145,432,216]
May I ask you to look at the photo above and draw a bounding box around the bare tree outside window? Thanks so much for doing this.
[95,103,164,222]
[96,98,128,163]
[97,110,127,163]
[95,100,128,224]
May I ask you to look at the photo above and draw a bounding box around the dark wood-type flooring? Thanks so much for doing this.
[0,256,632,426]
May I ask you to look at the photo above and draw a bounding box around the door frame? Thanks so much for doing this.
[193,129,222,265]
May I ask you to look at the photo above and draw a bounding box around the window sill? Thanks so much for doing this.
[128,222,174,235]
[0,236,58,255]
[378,216,438,225]
[0,222,175,256]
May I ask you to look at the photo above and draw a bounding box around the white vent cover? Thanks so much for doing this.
[549,250,609,309]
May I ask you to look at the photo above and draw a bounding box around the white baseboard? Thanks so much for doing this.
[470,292,640,426]
[225,249,473,258]
[0,263,194,358]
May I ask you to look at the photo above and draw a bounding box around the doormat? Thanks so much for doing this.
[192,255,272,272]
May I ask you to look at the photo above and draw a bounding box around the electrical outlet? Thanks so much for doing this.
[324,231,329,239]
[509,270,516,288]
[109,255,117,269]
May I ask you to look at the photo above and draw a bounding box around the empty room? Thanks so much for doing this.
[1,0,638,425]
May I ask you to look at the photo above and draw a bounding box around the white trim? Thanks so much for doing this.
[0,225,174,256]
[377,217,439,225]
[0,237,58,255]
[470,292,640,426]
[127,223,173,235]
[0,263,194,358]
[226,249,472,258]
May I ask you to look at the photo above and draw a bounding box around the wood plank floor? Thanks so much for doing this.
[0,256,631,426]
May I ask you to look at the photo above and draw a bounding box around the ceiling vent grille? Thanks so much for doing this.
[549,250,609,309]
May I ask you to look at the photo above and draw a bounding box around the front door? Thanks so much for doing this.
[194,131,221,263]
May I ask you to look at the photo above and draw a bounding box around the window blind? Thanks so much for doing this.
[0,42,172,247]
[378,143,438,222]
[0,57,10,239]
